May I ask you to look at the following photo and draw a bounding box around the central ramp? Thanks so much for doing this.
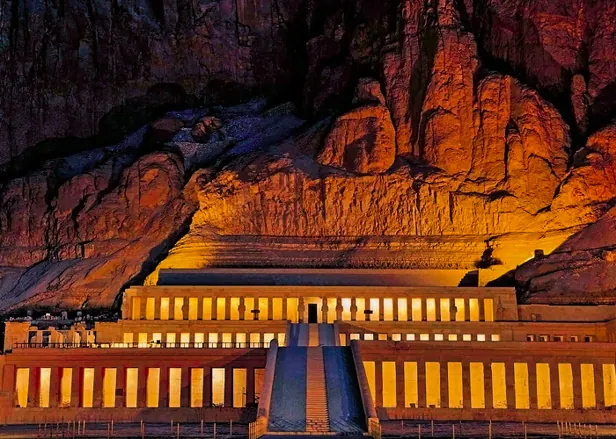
[268,347,307,432]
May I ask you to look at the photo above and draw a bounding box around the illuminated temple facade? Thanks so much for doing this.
[1,268,616,431]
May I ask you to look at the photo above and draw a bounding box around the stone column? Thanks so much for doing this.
[462,362,471,409]
[421,298,427,322]
[464,298,470,321]
[595,362,605,409]
[550,361,561,409]
[298,297,305,323]
[137,367,148,408]
[505,362,515,409]
[225,367,234,407]
[160,367,169,408]
[49,367,60,408]
[93,367,104,408]
[478,298,485,321]
[197,297,203,320]
[321,297,328,323]
[350,298,357,321]
[212,296,218,321]
[573,361,583,409]
[28,367,39,408]
[528,361,538,409]
[484,362,493,409]
[435,299,441,321]
[396,360,405,408]
[379,298,385,321]
[374,361,383,408]
[336,298,343,322]
[440,362,448,409]
[181,367,191,408]
[239,297,246,321]
[417,362,426,408]
[154,297,161,320]
[246,367,255,405]
[203,367,212,407]
[115,367,125,408]
[226,297,232,321]
[71,368,81,408]
[282,298,288,321]
[393,298,399,322]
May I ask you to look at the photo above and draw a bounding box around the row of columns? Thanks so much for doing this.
[129,296,494,323]
[371,360,609,410]
[15,365,258,409]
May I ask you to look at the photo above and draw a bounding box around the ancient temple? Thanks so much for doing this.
[1,268,616,432]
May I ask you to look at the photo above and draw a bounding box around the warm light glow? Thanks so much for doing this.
[15,368,29,408]
[194,333,204,348]
[581,363,596,408]
[440,298,451,321]
[454,298,465,321]
[448,362,463,408]
[191,368,204,408]
[160,297,170,320]
[39,368,51,408]
[286,298,298,322]
[202,297,212,320]
[404,362,418,407]
[426,298,436,321]
[369,298,379,321]
[230,297,240,320]
[146,297,155,320]
[536,363,552,409]
[470,362,485,408]
[166,333,176,347]
[147,368,160,407]
[132,297,141,320]
[103,368,117,408]
[327,298,337,323]
[188,297,198,320]
[273,298,284,320]
[558,363,574,409]
[603,364,616,408]
[398,298,408,321]
[514,363,529,409]
[217,297,226,320]
[411,298,422,321]
[169,368,182,408]
[126,368,138,408]
[342,298,352,320]
[174,297,184,320]
[60,368,72,408]
[382,362,396,407]
[383,298,394,321]
[258,298,268,320]
[484,298,494,321]
[233,369,247,408]
[363,361,376,402]
[181,332,190,345]
[425,362,441,408]
[469,298,480,321]
[212,368,225,406]
[82,368,94,408]
[491,363,507,408]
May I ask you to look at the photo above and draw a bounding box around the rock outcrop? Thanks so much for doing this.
[1,0,616,310]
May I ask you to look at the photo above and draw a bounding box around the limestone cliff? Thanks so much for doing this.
[1,0,616,310]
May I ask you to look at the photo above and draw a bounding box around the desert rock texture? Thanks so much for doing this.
[1,0,615,309]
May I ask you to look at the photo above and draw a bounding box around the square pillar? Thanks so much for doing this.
[440,362,448,409]
[268,298,274,320]
[573,361,583,409]
[374,361,383,408]
[212,296,218,320]
[478,299,485,321]
[160,367,169,408]
[379,298,385,321]
[505,363,515,409]
[137,367,148,408]
[417,362,426,408]
[71,367,81,408]
[28,367,39,407]
[282,298,288,320]
[462,362,471,409]
[181,367,191,408]
[49,367,60,408]
[225,367,234,407]
[421,299,427,322]
[396,360,405,408]
[528,361,538,409]
[197,297,204,320]
[93,367,104,408]
[393,298,399,322]
[115,366,125,408]
[226,297,232,320]
[463,299,470,321]
[595,362,605,409]
[549,361,561,409]
[203,367,212,407]
[246,367,255,405]
[484,362,493,409]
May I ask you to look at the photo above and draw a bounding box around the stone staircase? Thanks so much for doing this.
[305,347,330,433]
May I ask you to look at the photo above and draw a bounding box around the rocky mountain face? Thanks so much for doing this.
[1,0,615,310]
